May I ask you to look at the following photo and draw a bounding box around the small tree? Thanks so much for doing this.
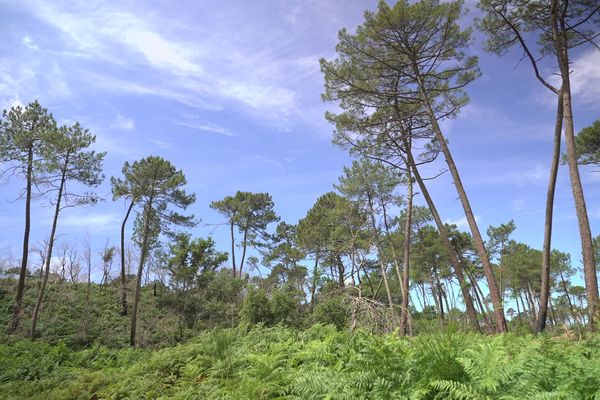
[210,191,279,277]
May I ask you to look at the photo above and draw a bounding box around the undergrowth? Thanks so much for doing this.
[1,325,599,399]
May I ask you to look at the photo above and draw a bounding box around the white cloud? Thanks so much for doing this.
[110,115,135,130]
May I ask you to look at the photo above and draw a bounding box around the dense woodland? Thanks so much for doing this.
[1,0,600,398]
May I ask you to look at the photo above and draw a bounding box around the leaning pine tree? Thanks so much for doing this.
[321,0,505,331]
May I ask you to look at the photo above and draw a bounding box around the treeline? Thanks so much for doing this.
[2,0,600,347]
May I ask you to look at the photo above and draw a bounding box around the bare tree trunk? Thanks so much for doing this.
[414,72,506,332]
[429,275,443,321]
[7,148,33,334]
[553,11,599,327]
[524,283,537,327]
[559,272,579,324]
[400,171,413,335]
[130,201,153,347]
[336,254,345,288]
[366,193,393,308]
[309,253,320,311]
[31,169,66,337]
[406,144,481,332]
[536,93,564,333]
[120,200,134,316]
[230,221,236,277]
[239,228,248,277]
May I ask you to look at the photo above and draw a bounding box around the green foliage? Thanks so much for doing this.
[311,296,350,330]
[573,120,600,165]
[1,326,599,399]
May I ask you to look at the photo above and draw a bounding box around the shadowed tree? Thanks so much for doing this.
[122,156,195,346]
[30,122,105,337]
[0,101,56,333]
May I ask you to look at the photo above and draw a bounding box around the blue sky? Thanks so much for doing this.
[1,0,600,281]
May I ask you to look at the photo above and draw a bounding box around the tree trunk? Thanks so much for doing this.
[524,283,537,327]
[309,253,319,310]
[559,272,579,324]
[536,93,564,333]
[30,167,66,337]
[239,228,248,277]
[400,171,413,335]
[120,200,134,316]
[336,254,345,288]
[553,11,599,327]
[130,201,153,347]
[7,148,33,334]
[429,275,443,321]
[414,71,507,332]
[405,142,481,332]
[230,221,236,277]
[366,193,394,308]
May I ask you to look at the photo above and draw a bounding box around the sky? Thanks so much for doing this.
[1,0,600,282]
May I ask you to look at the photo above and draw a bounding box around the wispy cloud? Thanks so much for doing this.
[60,212,120,232]
[176,121,235,136]
[19,0,327,129]
[568,50,600,105]
[22,36,40,51]
[445,215,480,229]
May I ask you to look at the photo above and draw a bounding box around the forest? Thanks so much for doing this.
[1,0,600,398]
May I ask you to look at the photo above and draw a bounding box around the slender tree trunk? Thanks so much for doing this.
[405,144,481,332]
[366,193,393,308]
[560,272,579,324]
[553,14,599,327]
[336,254,345,288]
[519,291,529,320]
[429,275,443,321]
[400,171,413,335]
[130,201,153,347]
[548,297,557,327]
[230,221,236,277]
[309,253,319,311]
[471,275,492,329]
[382,200,404,304]
[536,93,564,333]
[120,200,134,316]
[414,71,506,332]
[7,148,33,334]
[31,169,66,337]
[239,228,248,277]
[524,283,537,327]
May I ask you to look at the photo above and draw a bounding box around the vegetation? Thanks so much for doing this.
[1,325,600,399]
[1,0,600,397]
